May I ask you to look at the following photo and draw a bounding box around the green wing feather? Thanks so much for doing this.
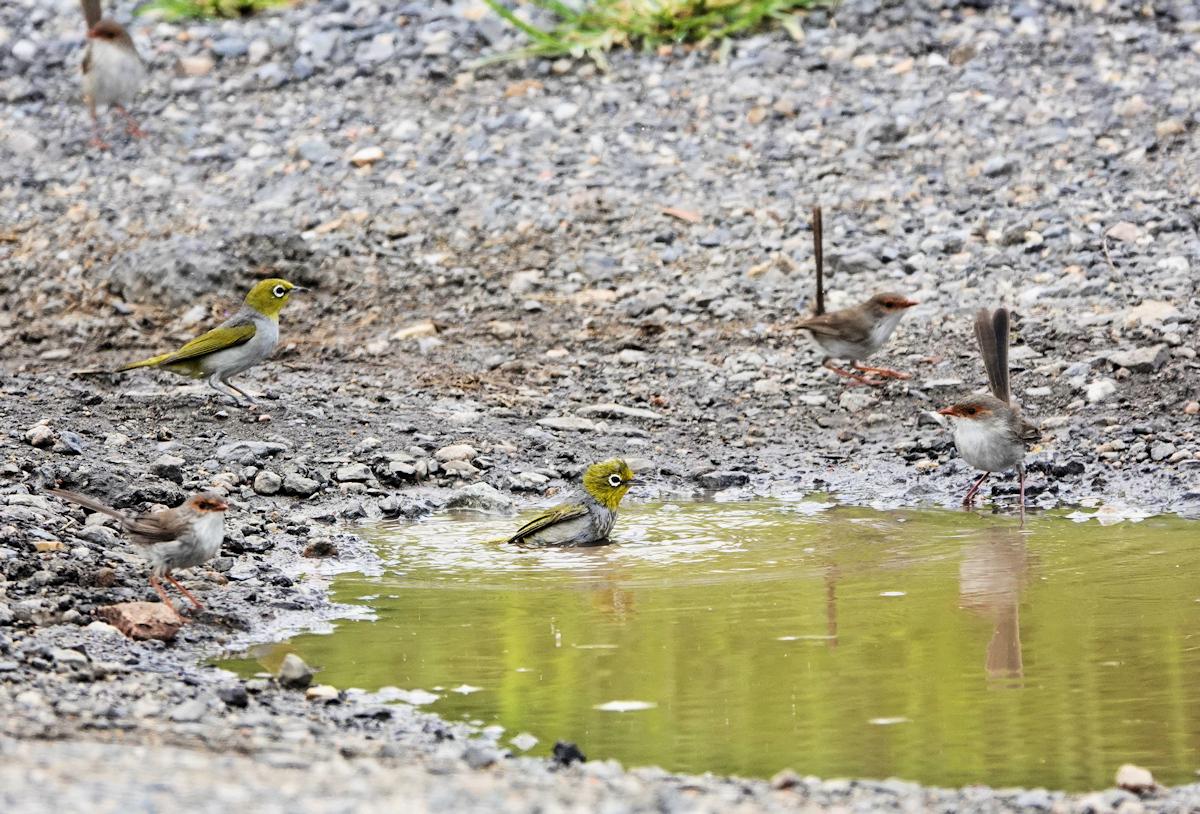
[120,323,256,371]
[506,503,588,544]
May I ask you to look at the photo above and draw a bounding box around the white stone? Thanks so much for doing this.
[435,444,478,462]
[551,101,579,122]
[335,463,372,482]
[392,319,437,340]
[440,459,479,476]
[510,732,539,751]
[839,391,878,412]
[1106,221,1140,242]
[350,146,385,166]
[85,621,122,637]
[1124,299,1181,327]
[1115,763,1155,793]
[537,416,596,432]
[1086,378,1117,403]
[305,684,340,702]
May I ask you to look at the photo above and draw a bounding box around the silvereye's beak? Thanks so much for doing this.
[626,478,644,486]
[291,286,308,293]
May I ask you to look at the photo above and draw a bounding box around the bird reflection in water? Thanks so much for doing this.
[824,565,839,649]
[958,526,1029,685]
[563,549,637,622]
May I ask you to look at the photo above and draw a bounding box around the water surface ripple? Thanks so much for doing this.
[223,501,1200,791]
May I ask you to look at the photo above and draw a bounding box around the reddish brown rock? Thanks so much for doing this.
[90,567,118,588]
[96,602,181,641]
[302,539,337,558]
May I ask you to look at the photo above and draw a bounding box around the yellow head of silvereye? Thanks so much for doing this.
[241,277,302,318]
[581,458,638,511]
[506,458,640,548]
[119,278,305,406]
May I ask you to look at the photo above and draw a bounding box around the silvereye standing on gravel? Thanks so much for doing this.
[506,459,639,547]
[119,278,304,406]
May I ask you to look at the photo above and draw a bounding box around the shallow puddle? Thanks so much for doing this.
[222,501,1200,791]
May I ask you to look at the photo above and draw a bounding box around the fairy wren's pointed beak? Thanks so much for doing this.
[898,299,919,308]
[937,406,957,417]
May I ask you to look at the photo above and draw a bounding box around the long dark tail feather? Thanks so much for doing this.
[974,307,1010,402]
[81,0,103,29]
[47,488,129,524]
[812,205,824,316]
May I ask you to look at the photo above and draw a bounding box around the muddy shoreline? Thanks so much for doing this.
[2,354,1198,811]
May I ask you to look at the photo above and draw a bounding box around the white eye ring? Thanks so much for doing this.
[607,473,623,488]
[272,285,287,298]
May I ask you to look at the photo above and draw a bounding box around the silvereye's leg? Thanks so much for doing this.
[222,377,258,406]
[206,373,247,406]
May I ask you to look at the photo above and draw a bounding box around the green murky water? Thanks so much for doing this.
[222,501,1200,791]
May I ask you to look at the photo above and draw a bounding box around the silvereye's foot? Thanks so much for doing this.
[221,376,260,407]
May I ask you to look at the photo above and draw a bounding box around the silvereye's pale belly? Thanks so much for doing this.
[164,314,279,380]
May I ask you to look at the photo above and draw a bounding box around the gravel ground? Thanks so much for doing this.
[2,0,1200,810]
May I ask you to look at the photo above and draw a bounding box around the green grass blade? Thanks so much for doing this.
[481,0,828,64]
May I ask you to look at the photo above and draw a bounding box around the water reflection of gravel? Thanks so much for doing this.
[227,507,1200,796]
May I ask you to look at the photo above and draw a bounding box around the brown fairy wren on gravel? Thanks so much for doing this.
[794,207,919,386]
[48,488,227,619]
[80,0,147,149]
[938,308,1040,521]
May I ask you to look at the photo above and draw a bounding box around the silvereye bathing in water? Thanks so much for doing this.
[119,278,304,406]
[506,459,639,547]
